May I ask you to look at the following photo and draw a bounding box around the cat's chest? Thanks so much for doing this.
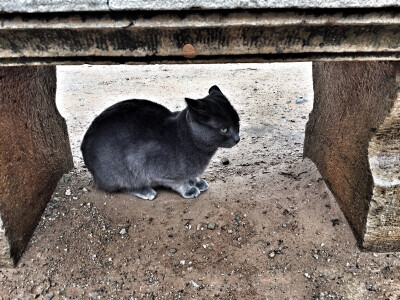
[161,145,212,178]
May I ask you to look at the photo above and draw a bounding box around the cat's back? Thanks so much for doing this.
[89,99,172,132]
[95,99,171,124]
[82,99,173,150]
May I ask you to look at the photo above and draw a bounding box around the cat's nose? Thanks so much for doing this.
[234,134,240,144]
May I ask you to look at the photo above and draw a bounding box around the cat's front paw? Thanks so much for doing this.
[195,178,209,192]
[182,186,201,199]
[127,187,157,201]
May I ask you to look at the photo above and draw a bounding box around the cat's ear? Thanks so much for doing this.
[209,85,222,95]
[185,98,210,122]
[185,98,205,112]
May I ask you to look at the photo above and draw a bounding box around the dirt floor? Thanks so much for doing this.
[1,63,399,299]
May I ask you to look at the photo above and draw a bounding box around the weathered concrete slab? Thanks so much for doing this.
[304,61,400,251]
[1,10,400,65]
[0,66,73,266]
[1,0,399,13]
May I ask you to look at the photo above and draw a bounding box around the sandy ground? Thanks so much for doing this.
[0,63,399,299]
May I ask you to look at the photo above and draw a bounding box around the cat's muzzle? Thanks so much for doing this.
[222,134,240,148]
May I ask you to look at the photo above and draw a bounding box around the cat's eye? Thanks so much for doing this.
[220,128,228,133]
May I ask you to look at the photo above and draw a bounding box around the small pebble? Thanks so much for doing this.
[268,250,276,258]
[65,189,71,196]
[180,260,186,265]
[304,273,311,279]
[207,222,216,230]
[119,228,127,235]
[89,291,99,297]
[31,285,43,296]
[296,97,308,103]
[221,158,230,165]
[170,248,177,254]
[46,293,54,300]
[331,219,340,226]
[191,280,200,288]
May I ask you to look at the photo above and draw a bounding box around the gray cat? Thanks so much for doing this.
[81,85,240,200]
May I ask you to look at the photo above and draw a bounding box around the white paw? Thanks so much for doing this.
[183,186,201,199]
[196,178,209,192]
[128,188,157,200]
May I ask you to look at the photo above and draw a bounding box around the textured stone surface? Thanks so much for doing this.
[1,0,399,12]
[304,61,400,251]
[1,10,400,65]
[366,87,400,250]
[0,66,73,266]
[0,0,108,12]
[108,0,400,10]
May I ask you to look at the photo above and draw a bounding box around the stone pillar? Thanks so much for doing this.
[304,61,400,251]
[0,66,73,266]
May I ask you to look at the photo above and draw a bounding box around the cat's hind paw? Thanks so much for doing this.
[127,187,157,200]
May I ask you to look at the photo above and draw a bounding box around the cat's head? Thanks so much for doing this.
[185,85,240,150]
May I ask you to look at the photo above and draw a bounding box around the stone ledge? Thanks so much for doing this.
[1,0,400,13]
[1,10,400,65]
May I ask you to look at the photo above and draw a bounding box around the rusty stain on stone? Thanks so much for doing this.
[182,44,196,58]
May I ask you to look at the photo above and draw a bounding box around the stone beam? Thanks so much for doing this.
[0,66,73,266]
[1,0,400,13]
[304,61,400,251]
[1,9,400,65]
